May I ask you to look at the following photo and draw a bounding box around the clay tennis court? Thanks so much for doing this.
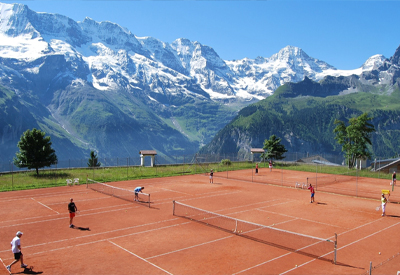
[0,168,399,274]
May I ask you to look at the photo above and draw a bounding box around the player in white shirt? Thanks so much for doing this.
[6,231,27,273]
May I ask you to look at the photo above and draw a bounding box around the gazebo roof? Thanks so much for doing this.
[139,150,157,156]
[250,148,265,154]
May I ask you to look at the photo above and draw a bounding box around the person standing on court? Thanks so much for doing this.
[308,184,315,203]
[134,186,144,201]
[209,169,214,183]
[381,193,388,216]
[269,160,273,172]
[6,231,28,273]
[255,163,259,175]
[392,171,396,192]
[68,198,78,228]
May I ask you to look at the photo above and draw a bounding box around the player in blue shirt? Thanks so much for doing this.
[134,187,144,201]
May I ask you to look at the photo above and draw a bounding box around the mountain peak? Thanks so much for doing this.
[390,44,400,65]
[273,45,308,59]
[361,54,387,70]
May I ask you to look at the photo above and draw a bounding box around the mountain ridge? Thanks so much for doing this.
[0,1,399,165]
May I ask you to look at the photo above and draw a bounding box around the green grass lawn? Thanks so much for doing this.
[0,161,392,192]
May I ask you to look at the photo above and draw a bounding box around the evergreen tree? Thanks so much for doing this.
[334,112,375,168]
[13,128,57,175]
[262,135,288,161]
[87,150,101,167]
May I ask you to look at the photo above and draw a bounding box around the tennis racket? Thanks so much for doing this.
[75,210,80,215]
[376,205,381,211]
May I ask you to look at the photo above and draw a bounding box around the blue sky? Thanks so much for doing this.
[3,0,400,70]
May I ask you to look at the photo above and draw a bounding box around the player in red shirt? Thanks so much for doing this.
[308,184,315,203]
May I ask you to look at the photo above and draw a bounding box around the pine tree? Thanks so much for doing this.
[262,135,288,161]
[13,128,58,175]
[87,151,101,167]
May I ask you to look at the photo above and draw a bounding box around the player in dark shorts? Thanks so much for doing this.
[7,231,27,273]
[308,184,315,203]
[68,198,78,228]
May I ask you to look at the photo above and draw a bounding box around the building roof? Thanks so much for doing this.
[297,155,330,163]
[374,158,400,172]
[139,150,157,156]
[251,148,265,154]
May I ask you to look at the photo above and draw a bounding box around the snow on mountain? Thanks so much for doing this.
[0,2,393,104]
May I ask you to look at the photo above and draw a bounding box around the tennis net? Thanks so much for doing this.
[173,201,336,264]
[87,179,150,207]
[307,171,357,190]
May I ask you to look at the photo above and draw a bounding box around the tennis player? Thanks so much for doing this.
[381,193,388,217]
[6,231,28,273]
[255,163,259,174]
[209,169,214,183]
[68,198,78,228]
[308,184,315,203]
[269,160,273,171]
[392,171,396,192]
[134,187,144,201]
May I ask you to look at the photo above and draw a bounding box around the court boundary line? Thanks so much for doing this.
[280,219,400,275]
[235,217,395,274]
[0,257,9,274]
[146,236,234,260]
[0,205,138,230]
[108,240,173,275]
[31,198,60,214]
[0,189,89,202]
[0,202,133,225]
[256,208,344,229]
[0,221,192,262]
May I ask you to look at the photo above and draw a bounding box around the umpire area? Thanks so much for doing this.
[0,168,400,274]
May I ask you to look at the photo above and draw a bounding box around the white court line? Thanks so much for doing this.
[0,189,88,202]
[0,205,137,230]
[279,220,400,275]
[235,217,392,274]
[158,187,193,196]
[1,221,190,261]
[31,198,59,214]
[0,201,131,225]
[337,219,400,251]
[256,208,344,229]
[146,236,234,260]
[108,241,173,275]
[214,198,283,213]
[0,216,182,253]
[0,257,9,273]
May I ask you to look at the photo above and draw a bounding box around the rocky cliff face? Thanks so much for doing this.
[0,2,399,164]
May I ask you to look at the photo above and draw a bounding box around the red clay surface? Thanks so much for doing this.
[0,168,399,275]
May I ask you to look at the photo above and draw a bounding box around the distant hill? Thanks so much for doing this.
[0,2,399,164]
[199,74,400,160]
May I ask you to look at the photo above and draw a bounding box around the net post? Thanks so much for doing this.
[86,175,88,189]
[148,194,151,208]
[334,233,337,265]
[235,219,238,234]
[173,200,176,216]
[369,261,372,275]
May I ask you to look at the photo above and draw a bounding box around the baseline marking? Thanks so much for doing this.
[146,236,233,260]
[0,257,9,274]
[108,241,173,275]
[31,198,59,214]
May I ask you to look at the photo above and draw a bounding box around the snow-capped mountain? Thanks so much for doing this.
[0,2,388,104]
[0,2,399,163]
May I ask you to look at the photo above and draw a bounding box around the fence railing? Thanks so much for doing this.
[0,152,393,192]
